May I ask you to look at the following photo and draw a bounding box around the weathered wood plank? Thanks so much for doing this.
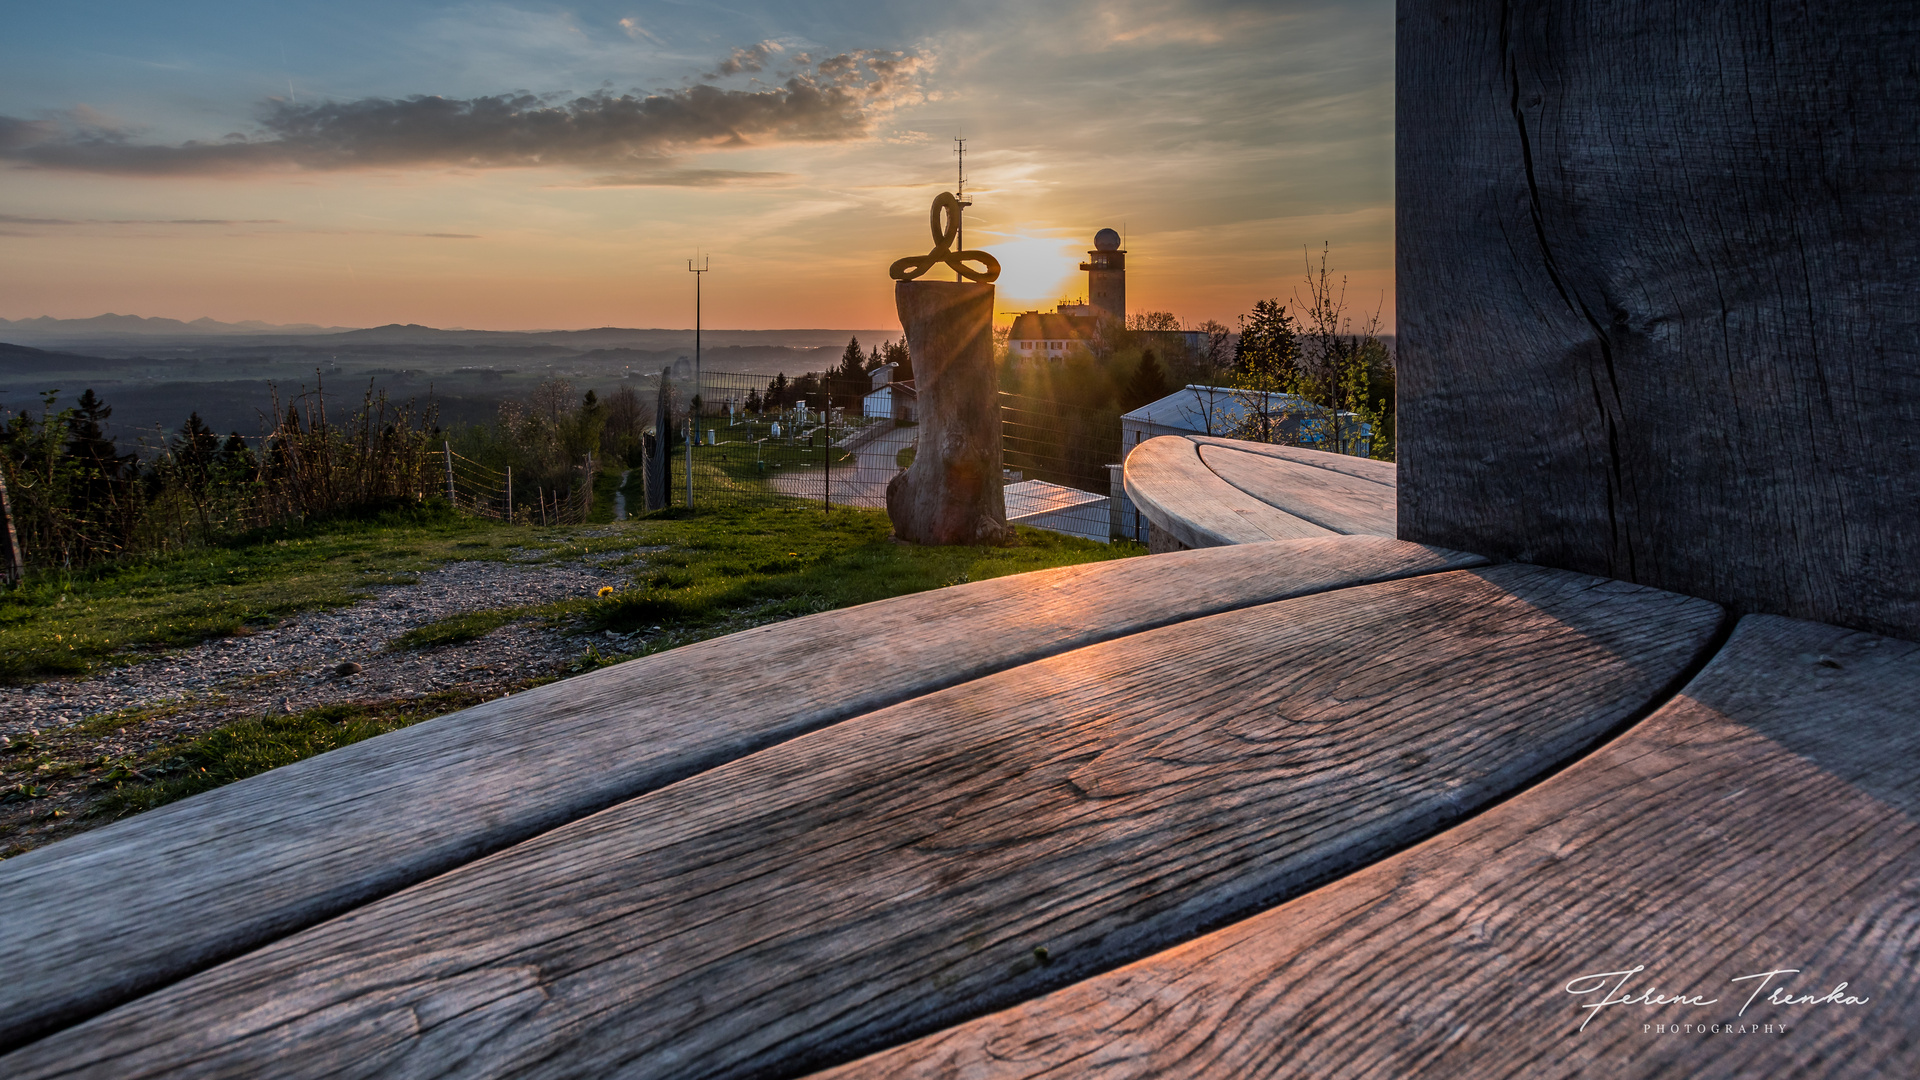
[1398,0,1920,638]
[1196,443,1396,537]
[1188,434,1398,489]
[1124,436,1333,548]
[0,536,1484,1052]
[824,614,1920,1079]
[0,566,1722,1079]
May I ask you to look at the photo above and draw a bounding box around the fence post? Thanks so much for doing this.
[443,441,455,507]
[0,468,24,585]
[685,417,694,509]
[505,465,513,522]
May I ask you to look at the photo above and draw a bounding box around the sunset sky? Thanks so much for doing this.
[0,1,1395,332]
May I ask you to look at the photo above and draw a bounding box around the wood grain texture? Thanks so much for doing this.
[826,614,1920,1079]
[1188,435,1398,489]
[1124,436,1333,548]
[1195,444,1395,537]
[0,566,1722,1080]
[0,536,1484,1053]
[1397,0,1920,638]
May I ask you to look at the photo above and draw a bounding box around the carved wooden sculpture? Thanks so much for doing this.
[886,193,1013,545]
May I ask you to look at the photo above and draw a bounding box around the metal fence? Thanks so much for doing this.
[442,445,597,526]
[629,368,1130,544]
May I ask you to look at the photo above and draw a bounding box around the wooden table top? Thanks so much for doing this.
[5,535,1913,1079]
[1123,435,1397,548]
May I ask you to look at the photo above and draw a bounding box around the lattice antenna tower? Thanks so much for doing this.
[954,136,972,282]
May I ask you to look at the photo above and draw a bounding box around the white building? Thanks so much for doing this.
[862,364,917,421]
[1006,310,1097,360]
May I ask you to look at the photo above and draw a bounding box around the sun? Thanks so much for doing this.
[973,233,1086,307]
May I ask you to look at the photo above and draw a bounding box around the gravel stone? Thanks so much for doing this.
[0,556,641,740]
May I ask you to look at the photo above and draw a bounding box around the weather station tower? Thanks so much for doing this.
[1080,228,1126,321]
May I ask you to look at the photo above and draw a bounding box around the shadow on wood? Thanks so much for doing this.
[886,280,1012,546]
[821,615,1920,1079]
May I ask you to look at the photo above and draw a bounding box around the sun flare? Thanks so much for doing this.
[974,233,1087,308]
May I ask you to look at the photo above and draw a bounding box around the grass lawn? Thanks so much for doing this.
[2,496,1139,850]
[0,504,515,684]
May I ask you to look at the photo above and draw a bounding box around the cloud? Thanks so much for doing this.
[0,213,282,226]
[713,41,783,77]
[0,48,925,177]
[577,167,798,188]
[617,17,666,47]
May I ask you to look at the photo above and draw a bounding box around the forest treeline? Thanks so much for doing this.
[0,383,445,574]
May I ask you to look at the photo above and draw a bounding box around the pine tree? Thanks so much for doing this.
[1121,349,1174,412]
[1232,300,1300,381]
[62,389,134,551]
[882,339,913,382]
[835,336,866,408]
[217,432,256,482]
[174,412,220,492]
[1229,300,1304,443]
[838,336,865,381]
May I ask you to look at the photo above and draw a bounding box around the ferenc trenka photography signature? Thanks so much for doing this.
[1565,966,1870,1032]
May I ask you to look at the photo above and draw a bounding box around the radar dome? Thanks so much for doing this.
[1093,228,1122,251]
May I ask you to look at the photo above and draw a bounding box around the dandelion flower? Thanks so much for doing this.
[597,586,615,597]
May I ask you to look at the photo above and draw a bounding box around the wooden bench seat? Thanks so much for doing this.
[0,537,1482,1053]
[0,564,1720,1079]
[1121,437,1335,548]
[821,614,1920,1079]
[1124,435,1396,549]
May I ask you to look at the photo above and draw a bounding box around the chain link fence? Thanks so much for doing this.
[630,369,1129,544]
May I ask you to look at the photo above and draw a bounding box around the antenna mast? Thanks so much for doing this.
[687,254,710,507]
[953,136,971,282]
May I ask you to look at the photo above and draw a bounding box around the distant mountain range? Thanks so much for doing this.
[0,314,357,336]
[0,316,896,351]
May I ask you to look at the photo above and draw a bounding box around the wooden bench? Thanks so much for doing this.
[2,544,1736,1078]
[4,537,1913,1079]
[0,536,1481,1055]
[822,615,1920,1078]
[1123,435,1396,550]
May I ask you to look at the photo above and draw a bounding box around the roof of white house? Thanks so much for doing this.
[1003,479,1107,522]
[1007,311,1097,341]
[1121,384,1313,436]
[863,380,916,400]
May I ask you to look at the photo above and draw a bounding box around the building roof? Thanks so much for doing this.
[1007,311,1098,342]
[1121,384,1313,436]
[864,380,915,400]
[1004,479,1107,522]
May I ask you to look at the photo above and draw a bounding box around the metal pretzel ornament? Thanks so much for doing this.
[888,191,1001,284]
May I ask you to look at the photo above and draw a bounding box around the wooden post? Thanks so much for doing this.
[885,280,1013,545]
[1399,0,1920,638]
[505,466,512,522]
[0,467,24,585]
[443,441,455,508]
[647,367,670,512]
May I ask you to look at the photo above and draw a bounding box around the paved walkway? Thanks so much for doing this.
[769,423,917,509]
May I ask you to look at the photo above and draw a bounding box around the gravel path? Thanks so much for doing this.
[0,554,646,742]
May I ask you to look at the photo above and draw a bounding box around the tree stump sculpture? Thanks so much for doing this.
[885,193,1013,545]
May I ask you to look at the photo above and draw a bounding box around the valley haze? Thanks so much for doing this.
[0,315,893,440]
